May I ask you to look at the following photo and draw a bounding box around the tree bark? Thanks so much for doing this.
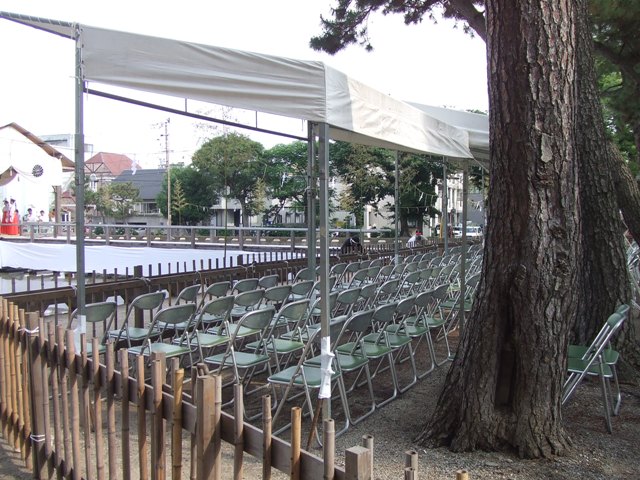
[417,0,578,458]
[572,2,630,344]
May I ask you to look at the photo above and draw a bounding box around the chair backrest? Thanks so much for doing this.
[294,268,316,283]
[131,291,165,311]
[258,274,279,289]
[175,284,201,304]
[204,281,231,299]
[333,287,362,317]
[290,280,314,296]
[238,306,276,331]
[263,285,292,304]
[153,303,197,329]
[233,278,260,294]
[272,299,310,332]
[233,289,264,308]
[579,312,625,366]
[372,302,398,326]
[68,301,117,329]
[196,295,235,326]
[330,262,348,277]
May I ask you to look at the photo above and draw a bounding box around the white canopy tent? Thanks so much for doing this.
[1,11,476,433]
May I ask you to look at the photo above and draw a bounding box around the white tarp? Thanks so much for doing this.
[0,12,473,159]
[0,124,64,216]
[0,241,251,277]
[409,103,489,161]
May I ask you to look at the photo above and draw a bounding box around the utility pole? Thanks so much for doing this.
[165,119,171,228]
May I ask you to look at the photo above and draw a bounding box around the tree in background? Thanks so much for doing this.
[262,141,309,224]
[590,0,640,169]
[191,133,266,227]
[330,141,394,227]
[156,165,212,225]
[106,182,140,221]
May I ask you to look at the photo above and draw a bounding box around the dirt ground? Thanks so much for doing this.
[0,333,638,479]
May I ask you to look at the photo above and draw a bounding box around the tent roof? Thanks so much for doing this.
[0,122,74,170]
[409,103,489,162]
[0,11,473,159]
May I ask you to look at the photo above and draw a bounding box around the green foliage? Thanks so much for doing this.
[262,141,309,224]
[157,165,213,225]
[192,132,266,226]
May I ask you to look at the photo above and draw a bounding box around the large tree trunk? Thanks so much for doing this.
[573,2,630,344]
[417,0,578,458]
[573,4,640,380]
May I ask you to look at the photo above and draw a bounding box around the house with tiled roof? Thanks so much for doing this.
[85,152,134,189]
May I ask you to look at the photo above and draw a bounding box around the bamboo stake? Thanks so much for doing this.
[190,367,197,480]
[47,323,62,476]
[262,395,272,480]
[151,359,166,480]
[106,343,117,478]
[405,450,418,473]
[0,298,7,439]
[81,335,93,480]
[9,303,19,449]
[213,374,222,480]
[26,312,46,478]
[233,384,244,480]
[290,407,301,480]
[57,326,72,478]
[66,329,82,480]
[137,355,149,480]
[323,419,335,480]
[196,375,215,480]
[172,366,184,480]
[120,349,131,480]
[362,435,374,480]
[15,307,26,460]
[93,339,105,480]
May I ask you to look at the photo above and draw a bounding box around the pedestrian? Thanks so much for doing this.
[340,234,363,254]
[1,199,9,235]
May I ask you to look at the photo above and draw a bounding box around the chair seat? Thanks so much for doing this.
[107,327,157,342]
[337,341,393,359]
[384,324,428,337]
[567,357,613,377]
[212,323,259,338]
[568,345,619,364]
[205,351,270,368]
[129,342,192,358]
[176,332,229,349]
[268,364,340,388]
[246,338,305,355]
[306,353,369,372]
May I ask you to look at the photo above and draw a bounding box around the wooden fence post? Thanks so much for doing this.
[290,407,301,480]
[26,312,46,479]
[151,359,166,480]
[262,395,272,480]
[196,375,215,480]
[324,419,335,480]
[233,384,244,480]
[344,446,371,480]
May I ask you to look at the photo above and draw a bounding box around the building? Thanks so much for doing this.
[0,123,74,221]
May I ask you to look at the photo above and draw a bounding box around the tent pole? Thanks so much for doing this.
[306,123,316,274]
[74,24,86,327]
[442,162,449,255]
[394,151,400,263]
[317,122,331,422]
[459,161,468,331]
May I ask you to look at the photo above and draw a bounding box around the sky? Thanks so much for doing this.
[0,0,488,168]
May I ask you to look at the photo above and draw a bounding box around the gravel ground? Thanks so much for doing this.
[0,335,638,479]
